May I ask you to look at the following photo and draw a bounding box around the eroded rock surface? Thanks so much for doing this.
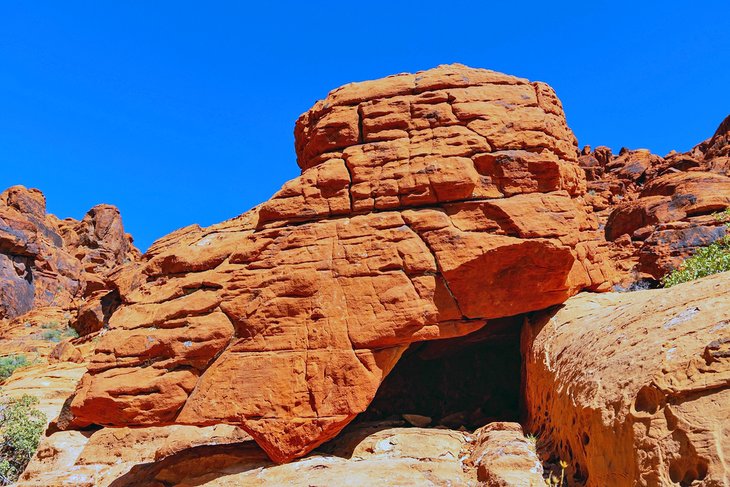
[66,64,617,463]
[0,186,138,320]
[580,117,730,283]
[523,271,730,486]
[19,424,250,487]
[20,421,543,486]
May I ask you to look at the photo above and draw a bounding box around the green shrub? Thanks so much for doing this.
[661,207,730,287]
[0,356,29,382]
[661,236,730,287]
[40,329,62,342]
[39,327,77,343]
[64,328,79,340]
[0,394,47,485]
[716,207,730,223]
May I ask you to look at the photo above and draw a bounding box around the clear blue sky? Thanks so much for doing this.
[1,2,728,251]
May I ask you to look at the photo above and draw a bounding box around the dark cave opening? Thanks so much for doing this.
[359,315,524,430]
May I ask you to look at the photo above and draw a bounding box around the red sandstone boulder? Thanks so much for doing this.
[49,340,84,364]
[65,64,618,463]
[604,171,730,280]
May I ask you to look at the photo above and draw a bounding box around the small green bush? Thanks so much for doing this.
[716,207,730,223]
[0,394,47,485]
[0,356,29,382]
[40,329,62,342]
[39,327,77,343]
[661,237,730,287]
[64,328,79,340]
[661,207,730,287]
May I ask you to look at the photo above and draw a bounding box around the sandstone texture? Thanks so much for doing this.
[0,307,75,362]
[580,117,730,283]
[0,361,86,429]
[19,424,250,487]
[523,271,730,486]
[0,186,138,320]
[20,420,543,486]
[65,64,618,463]
[3,64,729,486]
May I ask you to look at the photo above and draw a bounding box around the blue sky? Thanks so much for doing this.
[1,1,728,251]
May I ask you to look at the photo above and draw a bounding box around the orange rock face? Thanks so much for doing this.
[65,64,617,463]
[0,186,139,320]
[580,117,730,283]
[607,171,730,279]
[523,271,730,486]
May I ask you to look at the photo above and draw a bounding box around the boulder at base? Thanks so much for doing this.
[523,271,730,486]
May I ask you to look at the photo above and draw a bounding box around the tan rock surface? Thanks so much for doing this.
[19,424,250,487]
[65,64,618,463]
[0,307,76,362]
[0,361,86,430]
[27,422,543,486]
[523,271,730,486]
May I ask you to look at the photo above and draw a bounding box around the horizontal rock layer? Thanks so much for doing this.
[66,64,618,463]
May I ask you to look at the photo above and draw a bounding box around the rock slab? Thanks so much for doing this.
[523,271,730,486]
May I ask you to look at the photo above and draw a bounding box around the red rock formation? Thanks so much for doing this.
[578,116,730,284]
[607,172,730,279]
[65,64,618,463]
[523,271,730,486]
[0,186,139,320]
[687,114,730,173]
[57,204,140,295]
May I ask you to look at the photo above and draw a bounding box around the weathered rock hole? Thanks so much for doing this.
[633,385,663,414]
[668,452,709,485]
[360,316,522,429]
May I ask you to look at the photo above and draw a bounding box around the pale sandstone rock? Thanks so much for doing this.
[28,423,542,486]
[466,422,544,487]
[523,271,730,486]
[19,424,250,487]
[0,307,75,362]
[0,362,86,429]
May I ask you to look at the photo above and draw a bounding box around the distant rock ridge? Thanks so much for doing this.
[580,115,730,282]
[0,185,139,320]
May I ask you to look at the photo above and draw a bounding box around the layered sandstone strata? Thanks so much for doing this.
[65,64,618,463]
[580,117,730,282]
